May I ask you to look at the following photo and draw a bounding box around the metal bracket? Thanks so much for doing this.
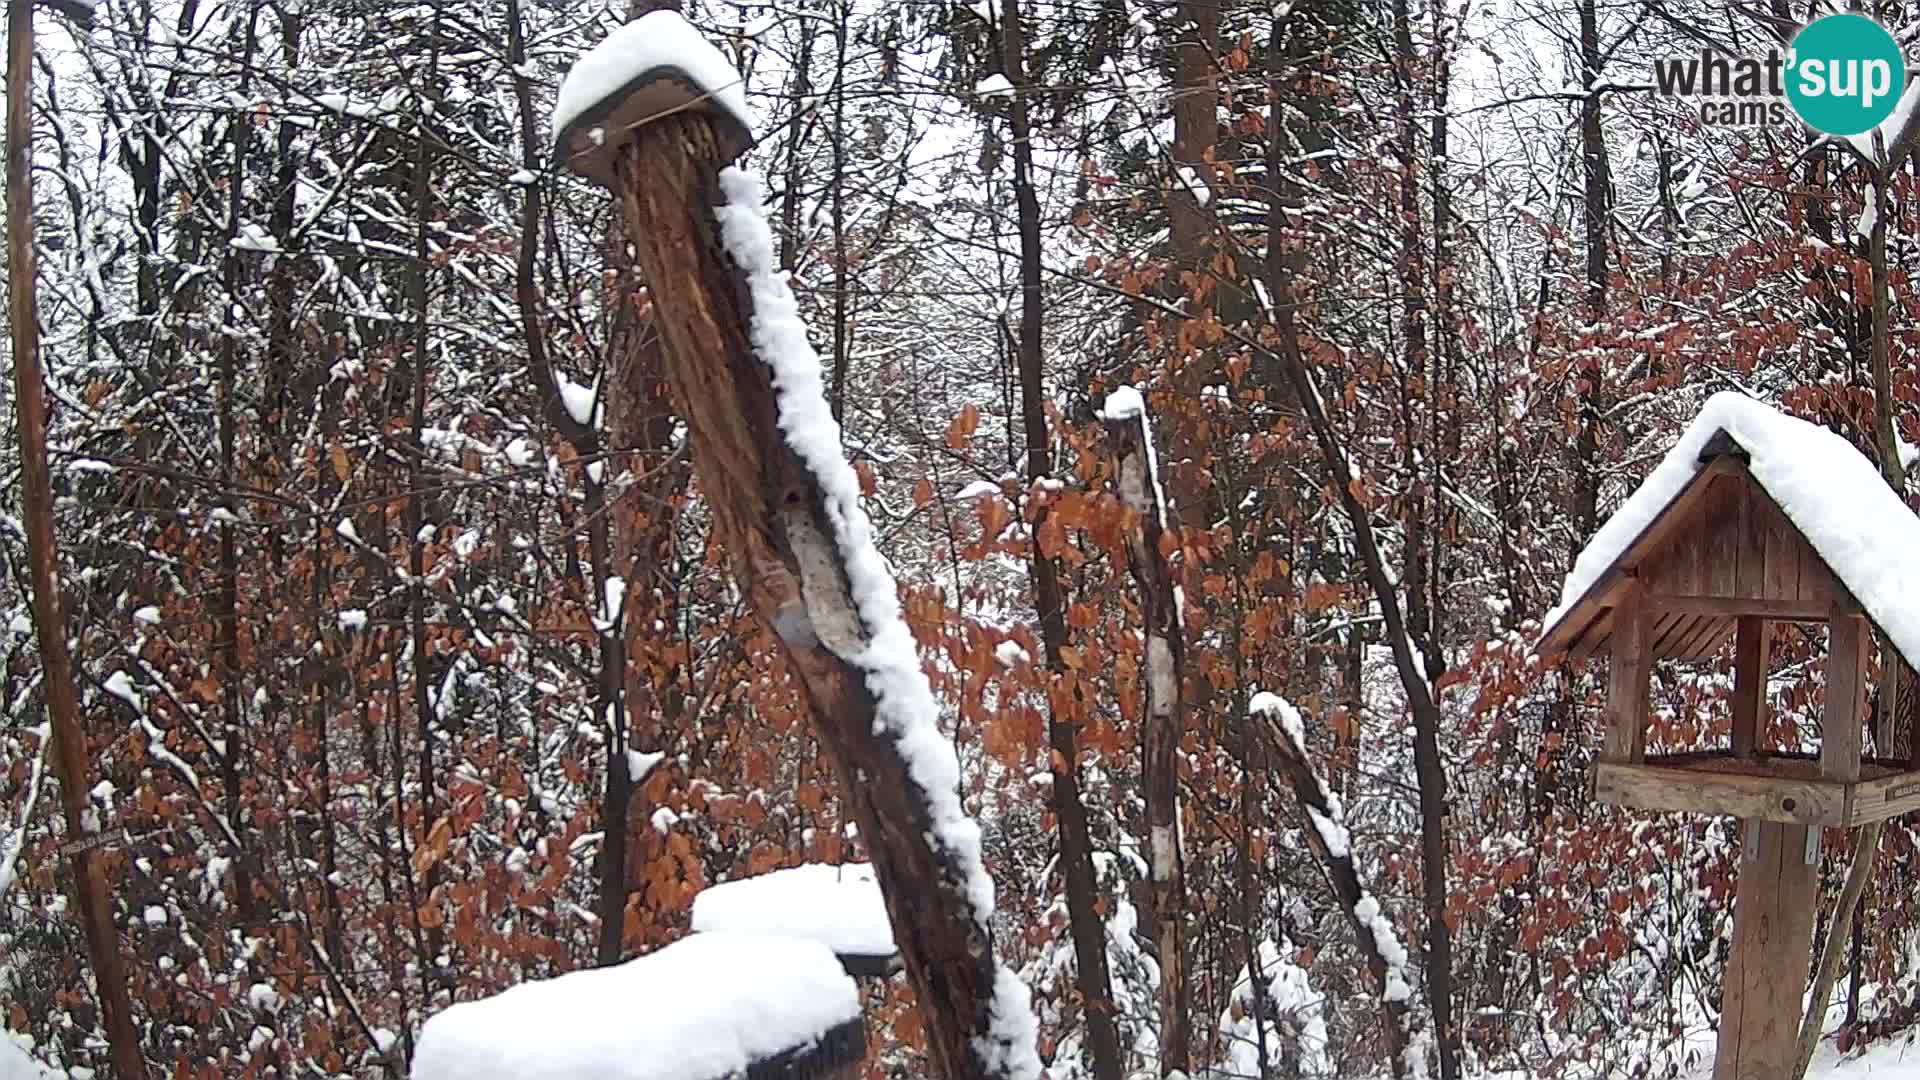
[1805,826,1822,866]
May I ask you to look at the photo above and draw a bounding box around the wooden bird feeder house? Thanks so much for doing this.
[1538,392,1920,1078]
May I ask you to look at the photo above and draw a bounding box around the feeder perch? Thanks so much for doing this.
[410,932,868,1080]
[691,863,902,979]
[1537,392,1920,1079]
[551,10,755,187]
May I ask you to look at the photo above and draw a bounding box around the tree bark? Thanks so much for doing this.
[1000,4,1126,1077]
[7,1,147,1072]
[1100,401,1192,1076]
[607,112,1028,1079]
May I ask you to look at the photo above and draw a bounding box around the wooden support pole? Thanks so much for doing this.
[1732,617,1768,758]
[1715,820,1819,1080]
[605,113,1016,1078]
[1604,579,1650,763]
[1825,611,1868,783]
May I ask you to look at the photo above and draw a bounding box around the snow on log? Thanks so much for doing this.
[1249,691,1412,1075]
[690,863,897,976]
[1541,391,1920,673]
[411,933,863,1080]
[552,10,753,185]
[1098,384,1192,1073]
[570,18,1040,1070]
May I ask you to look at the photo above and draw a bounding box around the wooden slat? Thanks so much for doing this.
[1604,580,1651,764]
[1593,760,1848,824]
[1678,616,1734,660]
[1651,612,1699,657]
[1762,496,1799,605]
[1824,610,1867,783]
[1537,462,1733,655]
[1734,479,1767,600]
[1849,768,1920,825]
[1644,594,1829,620]
[1714,820,1820,1080]
[1704,475,1740,598]
[1732,617,1768,758]
[1568,606,1616,663]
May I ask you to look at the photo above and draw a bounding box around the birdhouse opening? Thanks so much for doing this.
[1539,400,1920,828]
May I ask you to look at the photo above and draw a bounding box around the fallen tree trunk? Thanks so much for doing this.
[605,112,1037,1080]
[1251,693,1411,1075]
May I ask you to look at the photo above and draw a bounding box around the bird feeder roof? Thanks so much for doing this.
[1538,392,1920,671]
[551,10,755,186]
[691,863,898,977]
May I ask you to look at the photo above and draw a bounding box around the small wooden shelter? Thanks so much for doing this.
[1538,393,1920,1078]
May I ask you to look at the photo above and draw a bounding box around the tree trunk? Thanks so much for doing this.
[1000,4,1126,1077]
[6,1,147,1072]
[606,112,1033,1079]
[1101,399,1192,1076]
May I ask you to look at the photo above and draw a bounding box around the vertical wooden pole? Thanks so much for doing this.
[1731,616,1768,758]
[1824,610,1867,783]
[1715,821,1819,1080]
[1604,578,1649,763]
[7,1,147,1074]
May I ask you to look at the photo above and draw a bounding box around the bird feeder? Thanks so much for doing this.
[550,10,755,187]
[1538,393,1920,1078]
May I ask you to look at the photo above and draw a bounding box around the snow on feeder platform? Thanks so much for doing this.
[691,863,899,977]
[1536,391,1920,1079]
[410,933,865,1080]
[552,10,754,186]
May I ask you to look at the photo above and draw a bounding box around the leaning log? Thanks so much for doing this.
[552,13,1039,1077]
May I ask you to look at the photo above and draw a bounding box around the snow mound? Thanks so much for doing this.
[0,1033,58,1080]
[1544,391,1920,672]
[410,933,860,1080]
[551,10,752,156]
[691,863,894,961]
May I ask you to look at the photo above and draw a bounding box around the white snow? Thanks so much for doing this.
[1099,384,1170,530]
[338,609,369,632]
[143,904,167,928]
[507,169,537,186]
[955,478,1003,500]
[230,222,280,253]
[335,518,360,543]
[1219,940,1330,1078]
[712,164,1040,1077]
[625,749,666,785]
[993,639,1030,668]
[595,576,627,634]
[103,671,142,712]
[410,933,860,1080]
[132,605,160,625]
[1542,392,1920,672]
[0,1032,58,1080]
[690,863,894,959]
[550,11,754,150]
[556,374,599,429]
[975,73,1015,98]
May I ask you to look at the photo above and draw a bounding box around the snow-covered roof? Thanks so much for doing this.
[0,1033,57,1080]
[1541,392,1920,671]
[410,933,860,1080]
[551,11,754,183]
[690,863,895,963]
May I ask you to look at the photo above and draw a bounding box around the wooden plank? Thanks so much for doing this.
[1714,820,1819,1080]
[1594,761,1848,825]
[1761,496,1800,605]
[1538,463,1730,655]
[1824,610,1867,783]
[1651,611,1698,658]
[1732,617,1768,758]
[1734,479,1768,600]
[1848,768,1920,825]
[1704,475,1740,598]
[1643,594,1829,621]
[1568,606,1616,663]
[1605,580,1651,764]
[1676,616,1733,660]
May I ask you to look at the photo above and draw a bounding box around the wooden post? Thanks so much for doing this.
[1604,578,1650,763]
[1824,610,1868,783]
[605,113,1018,1078]
[1715,821,1820,1080]
[1731,616,1768,758]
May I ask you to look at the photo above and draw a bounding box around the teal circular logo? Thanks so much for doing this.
[1787,14,1905,136]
